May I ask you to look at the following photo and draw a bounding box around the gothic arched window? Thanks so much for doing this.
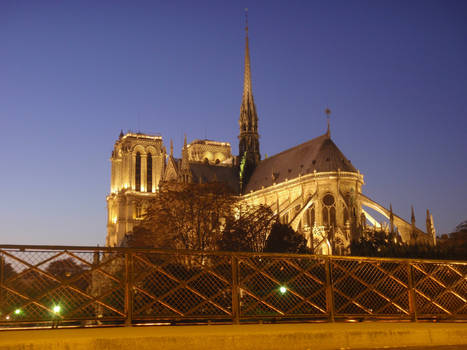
[135,152,141,191]
[307,206,315,227]
[322,193,336,228]
[330,207,336,227]
[322,207,329,226]
[135,202,143,219]
[343,206,349,224]
[147,153,152,192]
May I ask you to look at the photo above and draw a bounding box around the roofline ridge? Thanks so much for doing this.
[258,133,329,164]
[318,136,355,167]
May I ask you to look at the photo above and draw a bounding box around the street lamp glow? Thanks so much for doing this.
[53,305,61,314]
[279,286,287,294]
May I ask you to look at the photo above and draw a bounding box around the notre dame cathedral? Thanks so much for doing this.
[106,23,436,254]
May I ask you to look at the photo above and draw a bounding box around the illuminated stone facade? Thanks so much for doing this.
[106,24,435,251]
[106,134,237,246]
[187,139,232,165]
[106,132,165,246]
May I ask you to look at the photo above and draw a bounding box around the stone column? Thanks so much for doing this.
[131,153,136,190]
[141,154,147,192]
[110,159,115,192]
[116,196,127,245]
[152,154,157,192]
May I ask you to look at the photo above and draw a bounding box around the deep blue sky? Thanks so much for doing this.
[1,1,466,245]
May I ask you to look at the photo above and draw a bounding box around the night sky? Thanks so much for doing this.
[1,1,466,246]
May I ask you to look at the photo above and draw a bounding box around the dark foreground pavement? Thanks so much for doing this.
[0,322,466,350]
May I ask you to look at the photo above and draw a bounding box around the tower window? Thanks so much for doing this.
[135,152,141,191]
[147,153,152,192]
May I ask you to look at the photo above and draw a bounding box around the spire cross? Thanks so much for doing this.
[325,108,331,137]
[245,8,248,32]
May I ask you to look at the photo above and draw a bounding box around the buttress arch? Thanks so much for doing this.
[359,194,427,242]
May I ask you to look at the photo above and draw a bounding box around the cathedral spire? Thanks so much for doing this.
[243,9,253,103]
[181,134,189,171]
[426,209,437,246]
[410,205,417,244]
[238,9,260,191]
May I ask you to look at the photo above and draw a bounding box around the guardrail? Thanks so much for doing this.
[0,245,465,328]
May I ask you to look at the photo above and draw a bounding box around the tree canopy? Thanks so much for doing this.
[218,203,275,252]
[264,222,309,254]
[128,182,236,251]
[350,229,467,260]
[128,182,291,253]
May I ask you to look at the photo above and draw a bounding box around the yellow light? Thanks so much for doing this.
[279,286,287,294]
[53,305,61,314]
[14,309,21,315]
[112,217,117,224]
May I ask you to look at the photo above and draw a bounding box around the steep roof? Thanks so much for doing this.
[189,162,239,193]
[244,134,357,193]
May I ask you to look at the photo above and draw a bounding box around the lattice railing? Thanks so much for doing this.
[237,256,327,319]
[411,262,467,319]
[0,248,126,326]
[0,245,466,328]
[131,251,233,320]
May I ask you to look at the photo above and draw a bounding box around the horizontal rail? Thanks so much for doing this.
[1,245,465,265]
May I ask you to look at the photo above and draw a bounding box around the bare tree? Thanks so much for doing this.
[130,182,236,251]
[129,182,277,253]
[219,204,275,252]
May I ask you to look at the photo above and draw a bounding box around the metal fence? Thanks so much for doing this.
[0,245,466,328]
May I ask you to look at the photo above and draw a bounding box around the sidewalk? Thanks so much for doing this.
[0,322,466,350]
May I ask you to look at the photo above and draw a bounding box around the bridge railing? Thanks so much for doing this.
[0,245,465,328]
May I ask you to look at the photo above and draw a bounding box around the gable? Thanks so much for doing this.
[164,156,179,182]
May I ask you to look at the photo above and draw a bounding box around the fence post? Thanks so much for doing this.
[231,255,240,325]
[124,251,133,326]
[0,253,4,313]
[407,262,418,322]
[324,257,335,322]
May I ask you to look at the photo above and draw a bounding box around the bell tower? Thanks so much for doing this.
[106,131,165,246]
